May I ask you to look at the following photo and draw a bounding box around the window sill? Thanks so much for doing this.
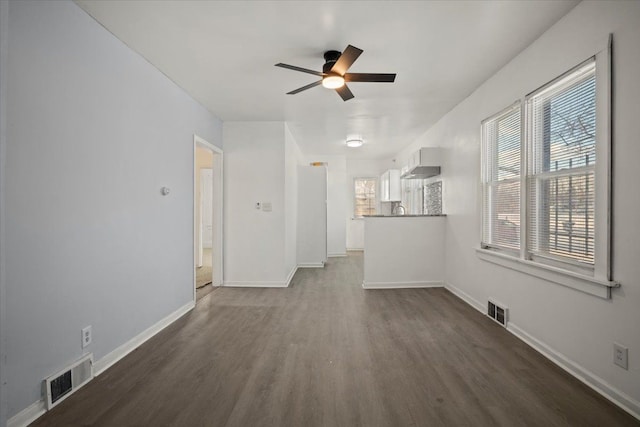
[476,248,619,299]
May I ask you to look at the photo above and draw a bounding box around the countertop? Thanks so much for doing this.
[363,214,446,217]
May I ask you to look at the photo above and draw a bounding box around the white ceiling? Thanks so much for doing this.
[75,0,578,159]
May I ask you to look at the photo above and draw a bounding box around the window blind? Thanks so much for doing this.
[354,178,377,217]
[481,104,521,250]
[526,59,596,265]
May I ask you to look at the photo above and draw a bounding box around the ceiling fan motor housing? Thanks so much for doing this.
[323,50,342,74]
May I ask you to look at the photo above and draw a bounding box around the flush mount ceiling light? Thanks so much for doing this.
[322,74,345,89]
[346,137,364,148]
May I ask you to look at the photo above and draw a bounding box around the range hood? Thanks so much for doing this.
[401,165,441,179]
[401,147,441,179]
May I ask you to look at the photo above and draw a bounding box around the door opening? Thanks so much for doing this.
[194,135,223,302]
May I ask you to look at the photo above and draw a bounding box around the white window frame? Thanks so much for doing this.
[477,40,618,299]
[353,177,378,219]
[481,101,522,255]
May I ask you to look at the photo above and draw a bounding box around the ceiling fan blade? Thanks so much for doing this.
[335,84,354,101]
[344,73,396,83]
[275,63,325,77]
[330,45,363,75]
[287,80,323,95]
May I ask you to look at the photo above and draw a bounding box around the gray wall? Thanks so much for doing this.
[5,0,221,418]
[1,1,8,425]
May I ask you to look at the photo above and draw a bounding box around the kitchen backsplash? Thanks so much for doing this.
[424,181,442,215]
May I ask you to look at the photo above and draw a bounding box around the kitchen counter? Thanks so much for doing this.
[363,214,446,217]
[363,216,445,289]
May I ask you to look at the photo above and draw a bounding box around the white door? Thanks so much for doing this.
[201,168,213,249]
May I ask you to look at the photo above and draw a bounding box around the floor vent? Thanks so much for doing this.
[44,354,93,410]
[487,299,508,327]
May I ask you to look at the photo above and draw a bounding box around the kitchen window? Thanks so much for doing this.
[479,49,617,298]
[354,178,377,218]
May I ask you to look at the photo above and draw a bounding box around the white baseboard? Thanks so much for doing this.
[8,300,195,427]
[346,248,363,251]
[328,252,347,258]
[507,323,640,420]
[444,281,485,312]
[94,300,194,375]
[362,280,444,289]
[285,266,298,287]
[7,399,46,427]
[223,281,289,288]
[444,282,640,421]
[297,262,324,268]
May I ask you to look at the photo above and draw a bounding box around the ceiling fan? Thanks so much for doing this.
[275,45,396,101]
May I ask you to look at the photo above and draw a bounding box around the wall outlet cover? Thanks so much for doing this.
[82,326,92,348]
[613,343,628,370]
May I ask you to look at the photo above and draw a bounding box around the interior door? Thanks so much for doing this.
[201,168,214,249]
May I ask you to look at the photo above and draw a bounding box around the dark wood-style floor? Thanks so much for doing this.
[32,253,638,426]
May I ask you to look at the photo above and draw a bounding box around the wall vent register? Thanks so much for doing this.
[44,354,94,410]
[487,300,508,327]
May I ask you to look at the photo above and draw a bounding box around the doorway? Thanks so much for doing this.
[194,135,223,302]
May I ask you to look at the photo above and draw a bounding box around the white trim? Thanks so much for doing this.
[297,262,325,268]
[346,248,364,252]
[223,281,289,288]
[93,301,194,375]
[7,400,46,427]
[444,281,484,312]
[327,252,347,258]
[285,266,298,287]
[476,248,617,299]
[508,323,640,420]
[362,280,444,289]
[443,283,640,421]
[193,135,223,304]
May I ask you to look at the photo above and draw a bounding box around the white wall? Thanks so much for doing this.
[363,217,445,287]
[394,0,640,416]
[297,166,327,266]
[303,155,347,257]
[284,124,302,277]
[223,122,287,285]
[224,122,303,285]
[5,0,222,420]
[345,158,386,250]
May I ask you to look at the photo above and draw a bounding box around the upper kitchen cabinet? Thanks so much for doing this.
[402,147,441,179]
[380,169,402,202]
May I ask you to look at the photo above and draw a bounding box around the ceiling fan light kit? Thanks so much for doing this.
[322,74,345,89]
[275,45,396,101]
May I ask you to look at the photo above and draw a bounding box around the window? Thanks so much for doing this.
[527,60,596,267]
[481,103,522,251]
[480,52,614,295]
[354,178,377,218]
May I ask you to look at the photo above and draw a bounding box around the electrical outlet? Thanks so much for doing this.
[614,343,628,370]
[81,326,92,348]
